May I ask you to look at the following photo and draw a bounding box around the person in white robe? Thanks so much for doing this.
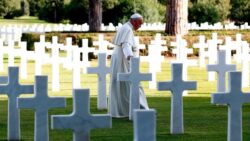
[109,13,149,118]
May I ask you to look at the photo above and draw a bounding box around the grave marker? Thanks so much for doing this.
[211,72,250,141]
[157,63,197,134]
[46,36,63,91]
[118,57,152,120]
[193,35,208,67]
[207,51,236,92]
[52,89,111,141]
[87,53,110,109]
[133,109,156,141]
[79,39,95,73]
[18,76,66,141]
[0,67,34,140]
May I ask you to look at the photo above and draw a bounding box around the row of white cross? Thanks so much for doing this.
[0,50,249,141]
[1,22,250,43]
[0,32,250,93]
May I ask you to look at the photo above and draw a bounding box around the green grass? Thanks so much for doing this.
[0,97,250,140]
[0,16,49,25]
[0,56,249,140]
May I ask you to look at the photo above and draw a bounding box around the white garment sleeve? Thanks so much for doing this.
[122,42,134,59]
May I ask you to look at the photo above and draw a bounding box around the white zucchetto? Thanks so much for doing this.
[130,13,143,19]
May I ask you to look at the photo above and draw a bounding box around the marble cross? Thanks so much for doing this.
[0,67,34,140]
[117,57,152,120]
[0,39,5,71]
[61,37,76,69]
[51,89,111,141]
[46,36,63,91]
[207,51,236,92]
[79,39,95,73]
[133,109,156,141]
[18,76,66,141]
[211,71,250,141]
[93,34,113,55]
[240,41,250,87]
[219,36,234,64]
[207,39,218,81]
[19,42,28,79]
[7,40,15,66]
[193,35,208,67]
[157,63,197,134]
[87,53,111,109]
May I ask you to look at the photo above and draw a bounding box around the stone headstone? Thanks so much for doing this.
[171,35,197,81]
[71,46,82,89]
[207,39,218,81]
[133,109,156,141]
[79,39,95,73]
[46,36,63,91]
[51,89,111,141]
[18,76,66,141]
[157,63,197,134]
[117,57,152,120]
[0,67,34,140]
[87,53,111,109]
[134,36,145,57]
[60,37,76,69]
[93,34,112,55]
[233,34,243,64]
[240,41,250,87]
[207,51,236,92]
[219,36,234,64]
[19,42,28,79]
[193,35,208,67]
[211,71,250,141]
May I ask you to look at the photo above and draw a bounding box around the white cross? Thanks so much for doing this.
[18,76,66,141]
[207,39,218,81]
[79,39,95,73]
[52,89,111,141]
[219,36,234,64]
[93,34,112,55]
[46,36,63,91]
[211,71,250,141]
[157,63,197,134]
[72,46,83,89]
[207,51,236,92]
[60,37,76,69]
[87,53,111,109]
[0,67,34,140]
[240,41,250,87]
[193,35,208,67]
[118,57,152,120]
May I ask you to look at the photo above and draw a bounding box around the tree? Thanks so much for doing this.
[230,0,250,24]
[66,0,88,24]
[165,0,188,35]
[89,0,102,32]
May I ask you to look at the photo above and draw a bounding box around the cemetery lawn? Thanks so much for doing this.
[0,58,249,140]
[0,97,250,141]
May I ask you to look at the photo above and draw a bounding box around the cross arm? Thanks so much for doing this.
[211,93,228,105]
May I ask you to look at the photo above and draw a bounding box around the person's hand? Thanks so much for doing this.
[127,55,133,60]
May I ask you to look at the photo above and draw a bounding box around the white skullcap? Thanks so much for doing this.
[130,13,143,19]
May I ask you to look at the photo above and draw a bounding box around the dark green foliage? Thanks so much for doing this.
[21,33,41,50]
[0,0,22,19]
[65,0,88,24]
[188,2,220,24]
[38,0,64,23]
[230,0,250,25]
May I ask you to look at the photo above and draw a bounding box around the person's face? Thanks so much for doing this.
[132,18,143,31]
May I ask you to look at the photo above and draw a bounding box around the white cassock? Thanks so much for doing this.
[109,21,149,118]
